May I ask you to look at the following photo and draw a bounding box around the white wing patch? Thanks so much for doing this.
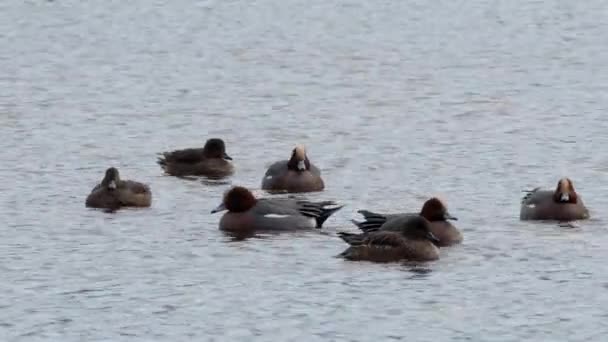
[265,175,273,180]
[264,214,290,218]
[525,204,536,209]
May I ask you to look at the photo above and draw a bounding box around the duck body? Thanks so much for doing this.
[338,215,440,262]
[261,145,324,193]
[352,198,462,247]
[86,168,152,209]
[520,179,589,221]
[212,186,342,234]
[158,138,234,178]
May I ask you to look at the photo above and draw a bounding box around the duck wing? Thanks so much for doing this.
[121,180,151,194]
[521,187,552,205]
[256,198,343,228]
[363,231,407,248]
[353,210,407,233]
[263,160,288,178]
[158,148,205,165]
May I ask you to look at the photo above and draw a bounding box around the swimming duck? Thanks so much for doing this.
[158,138,234,178]
[338,215,440,262]
[520,178,589,221]
[86,167,152,209]
[261,145,324,193]
[211,186,342,234]
[352,197,462,246]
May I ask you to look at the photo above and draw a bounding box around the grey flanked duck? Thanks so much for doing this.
[352,197,462,247]
[211,186,342,234]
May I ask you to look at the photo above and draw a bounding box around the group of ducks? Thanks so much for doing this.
[85,138,591,263]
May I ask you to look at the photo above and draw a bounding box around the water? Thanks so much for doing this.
[2,0,608,340]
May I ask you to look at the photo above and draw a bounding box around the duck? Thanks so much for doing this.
[85,167,152,209]
[261,145,324,193]
[352,197,462,247]
[157,138,234,178]
[520,177,589,221]
[337,215,440,262]
[211,186,342,234]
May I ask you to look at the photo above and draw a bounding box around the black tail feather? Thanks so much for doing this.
[337,232,365,245]
[355,210,388,232]
[351,217,385,232]
[351,219,364,229]
[521,187,541,204]
[357,209,385,220]
[358,224,383,233]
[157,154,168,167]
[315,205,344,228]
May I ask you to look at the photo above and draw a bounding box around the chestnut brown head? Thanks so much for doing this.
[287,145,310,172]
[211,186,257,213]
[553,178,578,204]
[419,197,458,222]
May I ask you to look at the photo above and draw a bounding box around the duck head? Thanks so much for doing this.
[204,138,232,160]
[553,178,578,204]
[287,145,310,172]
[211,186,257,213]
[420,197,457,222]
[101,167,120,190]
[400,216,440,245]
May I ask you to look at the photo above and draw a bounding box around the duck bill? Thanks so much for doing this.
[211,203,227,214]
[297,160,306,171]
[223,152,233,161]
[108,180,117,190]
[444,212,458,221]
[426,231,441,245]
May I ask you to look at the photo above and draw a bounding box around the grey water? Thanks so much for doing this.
[2,0,608,341]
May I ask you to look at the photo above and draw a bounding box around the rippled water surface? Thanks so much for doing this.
[3,0,608,340]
